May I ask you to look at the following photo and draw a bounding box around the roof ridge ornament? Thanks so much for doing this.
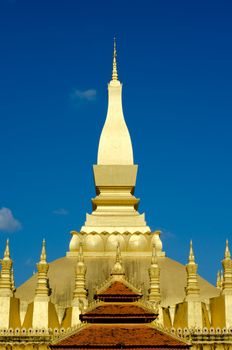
[111,243,125,277]
[0,239,13,297]
[148,244,161,303]
[224,239,231,260]
[4,239,10,260]
[35,239,50,298]
[40,239,47,263]
[112,37,118,81]
[188,240,195,264]
[222,239,232,293]
[185,240,200,299]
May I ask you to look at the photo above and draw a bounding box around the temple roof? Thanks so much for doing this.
[52,324,190,349]
[81,303,157,323]
[96,281,142,302]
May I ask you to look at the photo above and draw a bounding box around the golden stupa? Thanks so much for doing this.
[0,41,231,350]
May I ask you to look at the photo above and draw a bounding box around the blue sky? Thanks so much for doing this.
[0,0,232,286]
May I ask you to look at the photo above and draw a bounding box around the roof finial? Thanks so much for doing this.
[222,239,232,293]
[4,239,10,260]
[35,239,49,298]
[148,244,161,303]
[188,240,195,263]
[216,270,221,289]
[224,239,231,260]
[116,241,121,263]
[0,239,13,297]
[185,240,200,299]
[73,243,87,308]
[111,242,125,276]
[112,37,118,81]
[40,239,47,263]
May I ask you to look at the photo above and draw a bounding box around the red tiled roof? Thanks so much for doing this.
[53,324,189,348]
[97,282,141,301]
[85,304,155,315]
[81,304,157,323]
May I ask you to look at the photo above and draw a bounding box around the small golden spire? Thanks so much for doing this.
[188,240,195,263]
[185,240,199,298]
[151,243,158,265]
[112,37,118,81]
[224,239,231,260]
[11,267,15,292]
[111,242,125,276]
[73,243,87,306]
[0,239,13,296]
[116,242,121,263]
[222,240,232,293]
[148,244,161,303]
[4,239,10,260]
[78,242,84,263]
[35,239,49,298]
[40,239,46,263]
[216,270,221,289]
[221,269,224,285]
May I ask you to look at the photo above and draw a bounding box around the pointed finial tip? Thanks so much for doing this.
[4,238,10,259]
[40,238,47,263]
[224,238,231,259]
[188,239,195,263]
[112,38,118,81]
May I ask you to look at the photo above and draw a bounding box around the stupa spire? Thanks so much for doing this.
[35,239,50,298]
[188,240,195,264]
[111,243,125,277]
[0,239,13,297]
[112,38,118,81]
[148,244,161,303]
[73,243,87,304]
[78,39,151,240]
[70,243,87,326]
[40,239,47,262]
[185,240,200,299]
[4,239,10,259]
[224,239,231,259]
[0,239,20,328]
[31,239,60,329]
[97,39,134,165]
[216,270,222,289]
[222,239,232,294]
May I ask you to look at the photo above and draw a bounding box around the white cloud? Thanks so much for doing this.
[0,207,22,232]
[160,228,176,240]
[53,208,68,216]
[71,89,97,102]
